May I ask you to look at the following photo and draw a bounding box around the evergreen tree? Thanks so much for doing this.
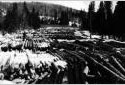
[88,1,95,38]
[11,3,19,29]
[21,2,30,29]
[104,1,113,36]
[29,7,40,29]
[53,9,58,24]
[23,2,29,16]
[95,1,106,37]
[113,1,125,40]
[3,3,19,32]
[59,11,69,25]
[79,10,88,30]
[3,10,12,32]
[69,8,73,20]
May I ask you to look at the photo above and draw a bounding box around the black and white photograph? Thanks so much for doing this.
[0,0,125,84]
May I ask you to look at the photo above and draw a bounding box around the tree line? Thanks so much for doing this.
[0,2,79,33]
[0,2,41,33]
[80,1,125,41]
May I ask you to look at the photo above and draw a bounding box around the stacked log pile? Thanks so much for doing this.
[1,31,125,84]
[0,50,67,84]
[49,39,125,84]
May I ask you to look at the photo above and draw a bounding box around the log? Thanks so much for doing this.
[110,56,125,75]
[79,51,125,81]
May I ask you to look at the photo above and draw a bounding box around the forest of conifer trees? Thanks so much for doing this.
[0,1,125,41]
[0,2,79,33]
[82,1,125,41]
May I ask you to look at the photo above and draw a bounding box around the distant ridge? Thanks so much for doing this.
[0,2,80,17]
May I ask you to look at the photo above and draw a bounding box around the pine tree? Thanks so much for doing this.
[21,2,30,29]
[29,7,40,29]
[3,3,19,33]
[104,1,113,36]
[88,1,95,38]
[53,9,58,24]
[59,11,69,25]
[33,10,40,29]
[113,1,125,40]
[69,8,73,21]
[79,10,88,30]
[11,3,19,29]
[95,1,106,38]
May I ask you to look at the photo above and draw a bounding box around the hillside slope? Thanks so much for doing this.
[0,2,79,17]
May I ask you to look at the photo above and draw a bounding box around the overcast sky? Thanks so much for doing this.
[0,0,117,11]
